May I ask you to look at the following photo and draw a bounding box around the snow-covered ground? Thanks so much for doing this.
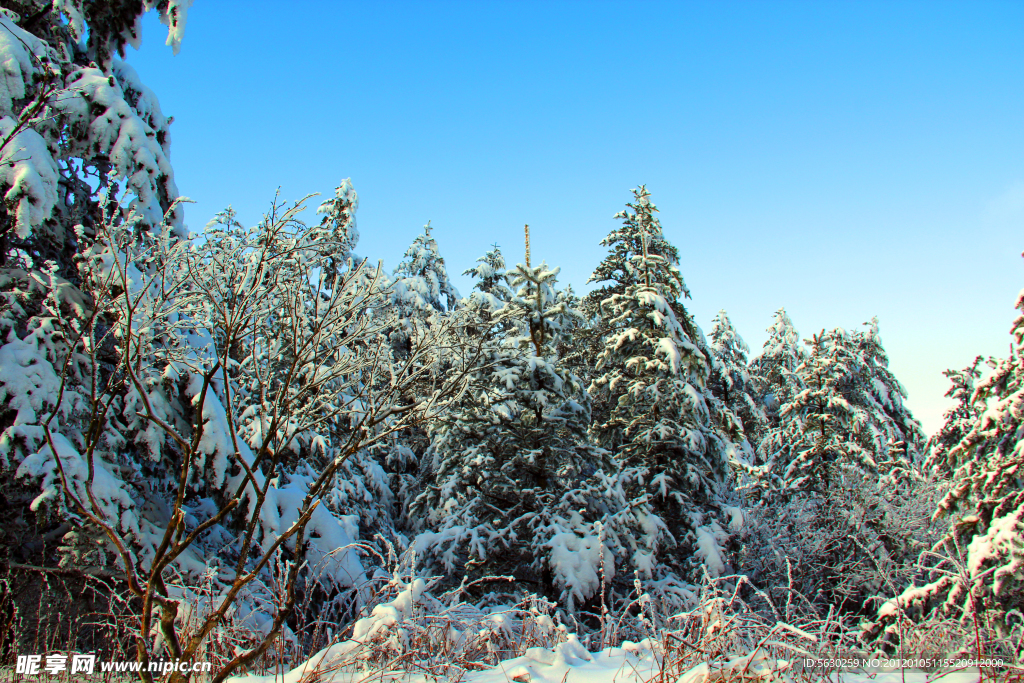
[225,639,989,683]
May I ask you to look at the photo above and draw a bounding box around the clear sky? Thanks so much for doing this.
[125,1,1023,435]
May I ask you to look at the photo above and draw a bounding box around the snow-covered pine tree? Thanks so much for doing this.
[751,308,805,420]
[924,357,984,479]
[588,186,740,580]
[412,260,666,612]
[311,177,361,275]
[460,243,513,337]
[463,244,511,304]
[760,322,922,493]
[384,222,463,505]
[392,221,461,315]
[848,317,927,470]
[584,188,688,314]
[771,329,879,492]
[744,321,931,612]
[0,2,190,582]
[708,310,767,453]
[865,282,1024,652]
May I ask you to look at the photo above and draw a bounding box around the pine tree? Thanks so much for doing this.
[0,3,190,577]
[746,324,931,612]
[412,261,664,610]
[708,309,767,454]
[392,221,460,315]
[312,178,360,274]
[772,330,878,491]
[463,244,511,305]
[762,323,923,492]
[924,357,984,478]
[848,318,927,470]
[866,284,1024,649]
[751,308,805,419]
[584,188,687,314]
[588,186,740,579]
[460,244,513,339]
[388,221,461,374]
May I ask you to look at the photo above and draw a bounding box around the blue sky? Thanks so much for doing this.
[126,1,1023,435]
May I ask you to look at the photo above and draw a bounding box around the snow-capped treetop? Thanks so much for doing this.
[463,244,512,311]
[751,308,804,412]
[708,309,766,446]
[710,309,750,367]
[773,329,879,491]
[313,178,360,267]
[759,320,922,493]
[755,308,802,373]
[507,261,579,357]
[392,221,461,314]
[848,317,926,465]
[924,356,984,478]
[585,185,689,313]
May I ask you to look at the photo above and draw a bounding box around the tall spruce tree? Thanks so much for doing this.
[392,221,460,315]
[761,323,923,492]
[412,261,665,610]
[588,186,740,579]
[924,357,984,479]
[866,283,1024,650]
[751,308,805,416]
[772,329,879,492]
[849,318,926,469]
[708,310,767,455]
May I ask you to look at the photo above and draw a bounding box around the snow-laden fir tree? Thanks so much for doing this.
[744,324,933,612]
[924,357,984,479]
[311,178,361,274]
[463,244,511,305]
[587,186,741,580]
[750,308,804,419]
[412,260,667,611]
[385,222,463,497]
[769,329,881,492]
[708,310,767,454]
[0,3,190,576]
[759,323,922,493]
[848,318,926,469]
[930,293,1024,629]
[392,221,461,315]
[865,282,1024,652]
[460,244,513,337]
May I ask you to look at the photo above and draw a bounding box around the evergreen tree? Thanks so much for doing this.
[924,357,984,478]
[849,318,927,469]
[751,308,805,419]
[933,290,1024,626]
[312,178,360,274]
[762,323,922,493]
[460,244,513,337]
[412,261,664,610]
[588,186,740,579]
[584,186,688,315]
[867,285,1024,649]
[772,330,879,491]
[392,221,460,315]
[708,309,767,454]
[0,3,190,577]
[388,221,461,373]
